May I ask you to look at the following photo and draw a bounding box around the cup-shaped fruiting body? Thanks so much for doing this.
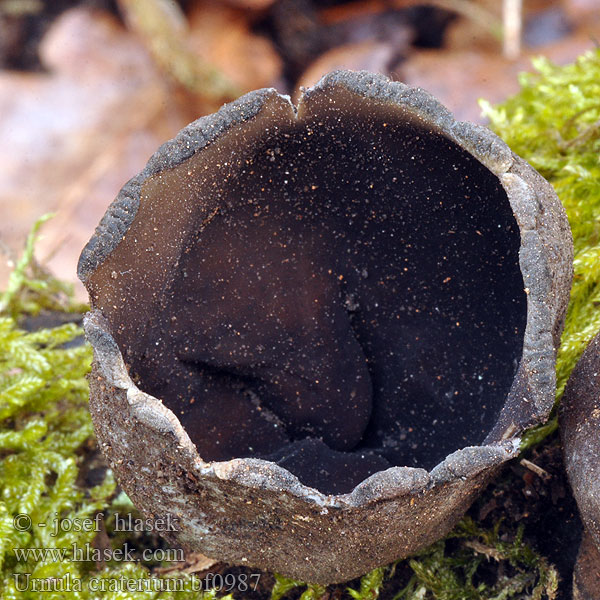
[79,71,573,584]
[560,332,600,599]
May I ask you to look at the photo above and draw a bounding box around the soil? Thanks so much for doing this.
[475,434,582,596]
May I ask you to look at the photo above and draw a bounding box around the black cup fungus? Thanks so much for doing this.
[560,331,600,600]
[80,71,573,583]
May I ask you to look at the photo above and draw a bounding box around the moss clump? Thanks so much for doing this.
[270,576,328,600]
[0,217,218,598]
[481,49,600,438]
[0,214,88,320]
[393,518,558,600]
[0,216,100,596]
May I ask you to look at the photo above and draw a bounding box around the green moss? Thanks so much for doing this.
[0,217,215,598]
[0,214,88,320]
[480,49,600,448]
[389,518,558,600]
[347,567,384,599]
[270,576,328,600]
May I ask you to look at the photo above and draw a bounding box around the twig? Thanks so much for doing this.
[520,458,551,481]
[503,0,522,59]
[560,118,600,150]
[117,0,240,101]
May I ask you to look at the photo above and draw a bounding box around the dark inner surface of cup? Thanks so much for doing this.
[123,107,526,495]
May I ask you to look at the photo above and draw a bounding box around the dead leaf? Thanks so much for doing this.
[0,7,193,298]
[187,1,282,92]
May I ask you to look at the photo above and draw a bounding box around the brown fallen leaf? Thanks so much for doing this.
[0,7,194,298]
[561,0,600,25]
[187,1,282,93]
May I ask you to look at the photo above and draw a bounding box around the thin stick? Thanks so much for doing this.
[520,458,551,481]
[117,0,240,101]
[503,0,522,59]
